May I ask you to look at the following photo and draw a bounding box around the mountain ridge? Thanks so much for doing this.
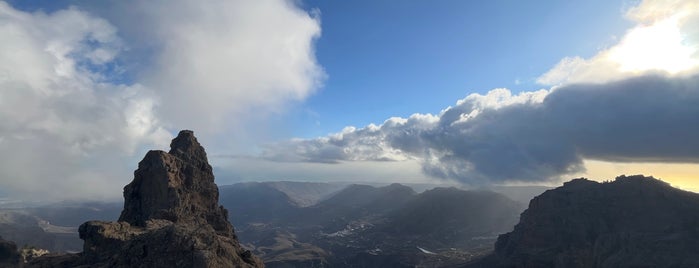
[225,182,523,267]
[468,175,699,268]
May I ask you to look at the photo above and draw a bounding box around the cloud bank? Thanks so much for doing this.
[262,0,699,185]
[264,75,699,184]
[0,0,322,200]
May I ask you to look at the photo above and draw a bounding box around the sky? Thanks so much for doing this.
[0,0,698,201]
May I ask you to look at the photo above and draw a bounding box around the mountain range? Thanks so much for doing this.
[221,182,526,267]
[1,171,697,267]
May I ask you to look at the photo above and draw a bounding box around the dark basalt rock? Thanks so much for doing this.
[469,175,699,268]
[118,130,233,236]
[29,130,263,268]
[0,236,20,268]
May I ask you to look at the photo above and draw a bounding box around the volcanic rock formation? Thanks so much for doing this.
[0,236,20,268]
[29,130,263,268]
[469,175,699,268]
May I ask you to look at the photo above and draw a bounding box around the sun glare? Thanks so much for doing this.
[608,17,697,74]
[582,159,699,193]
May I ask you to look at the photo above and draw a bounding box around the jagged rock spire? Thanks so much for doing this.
[118,130,231,236]
[169,130,210,167]
[26,130,265,267]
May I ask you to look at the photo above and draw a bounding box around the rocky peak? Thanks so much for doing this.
[168,130,209,166]
[29,130,263,268]
[118,130,231,236]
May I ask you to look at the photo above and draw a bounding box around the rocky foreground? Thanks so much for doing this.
[23,130,264,268]
[468,175,699,268]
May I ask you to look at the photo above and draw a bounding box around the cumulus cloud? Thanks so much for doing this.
[265,75,699,184]
[88,0,324,136]
[0,0,323,201]
[538,0,699,85]
[261,0,699,185]
[262,122,423,163]
[0,2,169,200]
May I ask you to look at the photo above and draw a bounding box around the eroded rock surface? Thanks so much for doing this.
[30,130,263,268]
[470,175,699,268]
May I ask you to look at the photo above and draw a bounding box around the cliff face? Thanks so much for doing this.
[472,175,699,268]
[30,130,263,268]
[118,130,233,236]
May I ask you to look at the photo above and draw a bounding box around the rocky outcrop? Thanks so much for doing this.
[0,236,21,268]
[118,130,233,236]
[469,175,699,268]
[29,130,263,268]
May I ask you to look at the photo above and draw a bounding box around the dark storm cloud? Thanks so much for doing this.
[546,75,699,162]
[265,74,699,184]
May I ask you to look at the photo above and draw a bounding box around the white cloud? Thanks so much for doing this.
[220,0,699,187]
[0,0,323,201]
[538,0,699,85]
[108,0,325,136]
[0,2,169,200]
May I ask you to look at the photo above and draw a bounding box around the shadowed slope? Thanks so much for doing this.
[470,175,699,268]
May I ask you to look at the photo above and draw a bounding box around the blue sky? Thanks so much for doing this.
[288,0,632,137]
[4,0,632,138]
[1,0,698,200]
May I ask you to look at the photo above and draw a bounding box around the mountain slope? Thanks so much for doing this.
[260,181,346,207]
[225,182,525,267]
[470,175,699,268]
[301,183,417,234]
[220,182,299,226]
[388,187,523,247]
